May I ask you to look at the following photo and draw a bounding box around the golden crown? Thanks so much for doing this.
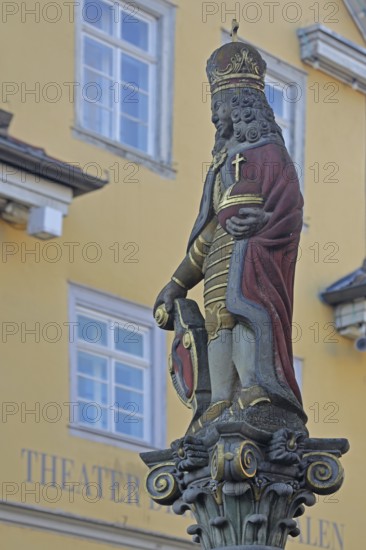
[206,20,267,95]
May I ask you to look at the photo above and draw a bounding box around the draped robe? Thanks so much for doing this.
[188,139,304,415]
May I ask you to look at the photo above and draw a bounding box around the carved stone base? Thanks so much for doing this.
[141,422,349,550]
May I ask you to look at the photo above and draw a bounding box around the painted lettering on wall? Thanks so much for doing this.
[18,448,140,506]
[291,516,344,550]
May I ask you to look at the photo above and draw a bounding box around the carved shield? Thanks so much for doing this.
[169,299,211,419]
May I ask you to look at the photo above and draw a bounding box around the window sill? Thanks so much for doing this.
[72,126,177,180]
[69,423,159,453]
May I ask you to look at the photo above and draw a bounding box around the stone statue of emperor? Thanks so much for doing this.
[154,21,306,432]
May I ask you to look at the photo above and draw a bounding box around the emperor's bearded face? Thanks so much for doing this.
[211,93,234,139]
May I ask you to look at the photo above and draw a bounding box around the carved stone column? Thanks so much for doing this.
[142,423,348,549]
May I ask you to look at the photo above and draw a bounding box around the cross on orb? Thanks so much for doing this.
[232,153,247,183]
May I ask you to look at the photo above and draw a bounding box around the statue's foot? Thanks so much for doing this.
[187,387,307,437]
[188,400,231,434]
[216,389,307,434]
[235,385,271,410]
[187,388,270,435]
[214,386,273,430]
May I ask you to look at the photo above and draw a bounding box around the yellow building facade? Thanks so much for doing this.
[0,0,365,548]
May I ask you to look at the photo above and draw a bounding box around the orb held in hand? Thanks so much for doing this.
[217,182,264,231]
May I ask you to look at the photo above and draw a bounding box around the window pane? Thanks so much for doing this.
[281,126,291,150]
[285,83,299,102]
[120,9,149,51]
[83,103,112,139]
[77,351,108,380]
[84,36,113,76]
[78,376,108,404]
[114,325,144,356]
[77,315,108,345]
[84,69,113,108]
[115,412,143,438]
[115,362,143,388]
[120,116,148,152]
[265,84,284,118]
[121,86,148,122]
[83,0,113,34]
[115,387,143,413]
[78,402,108,430]
[121,53,148,92]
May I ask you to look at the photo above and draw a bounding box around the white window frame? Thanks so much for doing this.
[264,76,293,155]
[222,30,307,190]
[261,52,307,190]
[74,0,177,178]
[68,282,167,452]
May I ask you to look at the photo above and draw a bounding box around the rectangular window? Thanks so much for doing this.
[76,0,176,174]
[264,73,304,175]
[260,57,307,191]
[81,0,157,154]
[264,77,294,154]
[69,283,166,450]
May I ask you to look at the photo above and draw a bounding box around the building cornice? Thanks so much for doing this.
[0,500,192,549]
[297,24,366,94]
[0,109,109,238]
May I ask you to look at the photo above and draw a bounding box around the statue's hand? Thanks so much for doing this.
[154,280,187,316]
[226,208,270,239]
